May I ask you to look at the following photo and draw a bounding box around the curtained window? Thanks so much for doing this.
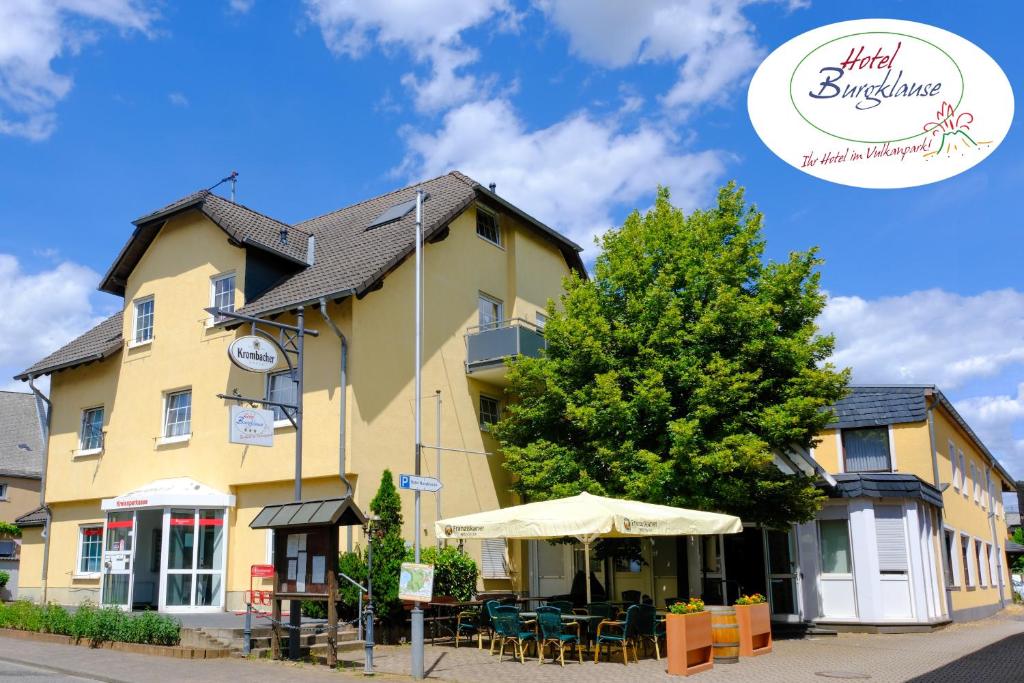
[842,427,891,472]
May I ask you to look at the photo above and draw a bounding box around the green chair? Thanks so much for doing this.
[536,605,582,666]
[585,602,615,646]
[633,603,665,660]
[492,605,537,663]
[455,606,480,648]
[484,600,501,653]
[593,604,639,665]
[547,600,574,614]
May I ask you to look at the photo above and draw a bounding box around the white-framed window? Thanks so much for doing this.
[949,440,960,490]
[210,272,236,322]
[984,468,991,510]
[0,538,15,559]
[535,311,548,329]
[961,534,976,588]
[818,518,852,575]
[77,525,103,575]
[478,292,503,330]
[132,296,154,344]
[476,206,500,246]
[163,389,192,438]
[0,483,7,501]
[479,394,500,430]
[265,530,275,564]
[989,543,1000,588]
[874,505,908,574]
[973,464,982,503]
[266,370,298,426]
[841,427,891,472]
[79,406,104,452]
[959,450,968,497]
[481,538,509,579]
[978,541,989,587]
[943,528,958,587]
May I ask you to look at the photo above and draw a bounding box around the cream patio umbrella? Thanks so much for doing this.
[435,491,742,604]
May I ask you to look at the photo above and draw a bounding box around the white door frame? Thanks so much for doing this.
[99,510,138,610]
[158,507,229,613]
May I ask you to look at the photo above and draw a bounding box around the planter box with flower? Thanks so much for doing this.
[665,598,713,676]
[734,594,772,657]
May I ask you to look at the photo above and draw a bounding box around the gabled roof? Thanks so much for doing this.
[15,506,47,527]
[826,385,1015,491]
[238,171,585,317]
[250,496,366,529]
[99,190,312,296]
[0,391,43,478]
[15,312,123,381]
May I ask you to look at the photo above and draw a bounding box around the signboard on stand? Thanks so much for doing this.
[229,405,275,447]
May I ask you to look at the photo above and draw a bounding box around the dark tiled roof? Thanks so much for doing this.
[0,392,43,478]
[249,496,366,529]
[826,385,928,429]
[15,312,123,381]
[828,472,944,508]
[14,506,46,527]
[100,191,312,295]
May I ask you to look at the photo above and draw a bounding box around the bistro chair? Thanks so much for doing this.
[455,605,481,648]
[585,602,615,644]
[485,600,502,653]
[536,606,582,666]
[492,605,538,664]
[633,603,666,660]
[547,600,574,615]
[594,604,639,665]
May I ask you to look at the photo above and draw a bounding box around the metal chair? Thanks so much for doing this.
[492,605,537,664]
[547,600,574,614]
[594,604,639,665]
[485,600,502,653]
[455,606,480,648]
[633,603,665,660]
[536,605,582,666]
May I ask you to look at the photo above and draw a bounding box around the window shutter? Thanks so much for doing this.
[481,539,510,579]
[874,506,908,572]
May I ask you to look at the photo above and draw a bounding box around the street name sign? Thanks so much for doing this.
[399,474,442,493]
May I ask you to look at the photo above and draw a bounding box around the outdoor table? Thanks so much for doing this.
[520,612,606,653]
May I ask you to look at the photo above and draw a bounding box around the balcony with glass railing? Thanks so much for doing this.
[464,318,546,385]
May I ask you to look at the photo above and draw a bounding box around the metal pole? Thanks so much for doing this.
[364,522,375,676]
[243,602,252,655]
[288,305,305,660]
[411,189,425,680]
[435,390,442,549]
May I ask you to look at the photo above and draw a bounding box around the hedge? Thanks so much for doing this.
[0,601,180,646]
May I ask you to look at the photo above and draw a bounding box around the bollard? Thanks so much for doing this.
[364,598,375,676]
[243,600,252,656]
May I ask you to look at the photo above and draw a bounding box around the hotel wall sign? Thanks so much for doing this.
[747,19,1013,188]
[228,335,280,373]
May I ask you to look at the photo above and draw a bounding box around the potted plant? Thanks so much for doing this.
[734,593,772,657]
[665,598,713,676]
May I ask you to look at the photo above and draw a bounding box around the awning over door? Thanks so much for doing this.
[101,477,236,511]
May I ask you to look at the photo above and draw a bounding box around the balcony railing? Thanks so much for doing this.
[465,318,546,373]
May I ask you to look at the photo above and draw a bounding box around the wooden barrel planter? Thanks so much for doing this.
[707,606,740,664]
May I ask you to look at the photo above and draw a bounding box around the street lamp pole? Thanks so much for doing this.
[411,189,425,680]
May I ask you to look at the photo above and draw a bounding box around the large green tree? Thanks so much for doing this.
[494,183,848,527]
[368,469,406,622]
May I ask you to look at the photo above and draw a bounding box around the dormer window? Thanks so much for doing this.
[133,296,154,345]
[211,273,236,322]
[476,207,500,246]
[841,426,891,473]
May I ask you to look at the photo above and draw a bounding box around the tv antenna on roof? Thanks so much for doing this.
[209,170,239,201]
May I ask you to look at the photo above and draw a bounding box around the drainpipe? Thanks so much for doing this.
[926,389,953,620]
[318,298,354,551]
[27,375,52,604]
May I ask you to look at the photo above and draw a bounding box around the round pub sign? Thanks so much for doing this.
[228,335,279,373]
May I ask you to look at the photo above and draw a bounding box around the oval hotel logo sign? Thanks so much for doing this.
[228,335,279,373]
[748,19,1013,188]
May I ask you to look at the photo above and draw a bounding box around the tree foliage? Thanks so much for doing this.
[494,183,848,527]
[369,469,407,621]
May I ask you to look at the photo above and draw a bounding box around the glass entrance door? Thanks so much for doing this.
[101,511,136,609]
[766,529,799,620]
[161,508,226,611]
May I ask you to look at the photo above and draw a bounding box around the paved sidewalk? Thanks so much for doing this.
[2,609,1024,682]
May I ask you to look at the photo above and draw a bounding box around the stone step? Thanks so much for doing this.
[245,640,365,661]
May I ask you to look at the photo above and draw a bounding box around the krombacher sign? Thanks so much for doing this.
[227,335,280,373]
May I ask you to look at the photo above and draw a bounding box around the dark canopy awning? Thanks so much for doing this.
[250,496,366,530]
[824,473,944,508]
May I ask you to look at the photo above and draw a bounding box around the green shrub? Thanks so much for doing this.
[0,571,9,589]
[369,470,407,623]
[69,602,98,641]
[300,600,327,619]
[41,603,72,635]
[338,547,368,609]
[0,522,21,538]
[413,546,478,601]
[2,600,43,631]
[89,606,125,644]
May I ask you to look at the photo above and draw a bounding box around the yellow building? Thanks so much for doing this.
[14,171,583,613]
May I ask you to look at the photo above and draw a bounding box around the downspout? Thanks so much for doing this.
[926,390,953,620]
[318,298,354,552]
[27,375,52,604]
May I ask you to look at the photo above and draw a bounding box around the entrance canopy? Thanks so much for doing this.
[436,491,741,540]
[101,477,236,511]
[437,492,741,603]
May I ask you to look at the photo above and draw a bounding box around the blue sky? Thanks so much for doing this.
[1,1,1023,481]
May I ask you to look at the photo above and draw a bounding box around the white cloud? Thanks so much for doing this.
[536,0,791,111]
[168,91,189,107]
[304,0,519,113]
[0,254,105,377]
[955,385,1024,478]
[399,98,726,255]
[0,0,158,140]
[228,0,255,13]
[821,289,1024,390]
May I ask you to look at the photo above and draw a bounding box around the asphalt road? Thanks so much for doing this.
[0,659,100,682]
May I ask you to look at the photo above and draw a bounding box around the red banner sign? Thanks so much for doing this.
[251,564,274,578]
